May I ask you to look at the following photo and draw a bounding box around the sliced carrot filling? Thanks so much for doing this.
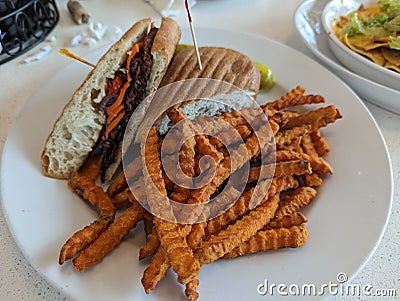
[105,41,143,139]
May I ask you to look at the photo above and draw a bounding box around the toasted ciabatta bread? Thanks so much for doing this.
[41,18,181,179]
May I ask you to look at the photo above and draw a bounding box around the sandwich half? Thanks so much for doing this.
[41,17,181,181]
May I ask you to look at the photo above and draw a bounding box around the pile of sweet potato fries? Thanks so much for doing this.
[58,86,342,300]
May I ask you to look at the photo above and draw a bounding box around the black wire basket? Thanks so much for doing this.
[0,0,59,65]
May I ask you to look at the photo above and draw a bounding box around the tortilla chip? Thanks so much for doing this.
[342,35,386,66]
[381,47,400,66]
[347,35,389,51]
[384,62,400,73]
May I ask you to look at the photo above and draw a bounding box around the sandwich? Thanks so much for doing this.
[41,17,181,181]
[149,46,262,136]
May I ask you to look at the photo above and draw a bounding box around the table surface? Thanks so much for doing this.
[0,0,399,300]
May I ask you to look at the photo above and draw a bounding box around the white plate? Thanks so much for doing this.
[294,0,400,114]
[321,0,400,91]
[1,28,393,301]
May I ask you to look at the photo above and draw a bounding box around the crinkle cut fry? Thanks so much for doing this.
[303,172,323,187]
[275,186,317,219]
[68,171,115,217]
[262,85,306,110]
[268,110,300,128]
[59,171,116,264]
[152,218,200,284]
[185,278,200,301]
[144,127,200,285]
[275,125,310,149]
[209,124,252,150]
[59,219,110,265]
[223,225,309,259]
[310,129,331,156]
[247,160,311,184]
[187,185,242,249]
[141,246,170,294]
[110,187,132,209]
[195,194,280,265]
[106,152,141,198]
[300,134,333,174]
[72,200,145,272]
[183,122,272,243]
[168,107,223,172]
[265,212,308,230]
[188,120,292,247]
[265,94,325,111]
[281,105,342,131]
[143,127,175,221]
[204,176,299,242]
[139,225,160,260]
[157,109,218,296]
[275,149,333,175]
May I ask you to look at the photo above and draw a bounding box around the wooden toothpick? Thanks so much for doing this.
[185,0,202,70]
[59,48,95,68]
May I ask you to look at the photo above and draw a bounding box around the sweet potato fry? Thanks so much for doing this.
[141,246,170,294]
[265,212,308,230]
[223,225,309,259]
[310,130,331,156]
[110,187,131,209]
[300,134,333,174]
[247,160,311,184]
[262,85,305,110]
[185,278,200,301]
[275,186,317,219]
[141,223,192,289]
[303,172,323,187]
[144,127,200,285]
[209,124,252,149]
[204,176,298,242]
[153,219,199,284]
[68,171,115,217]
[267,109,300,127]
[59,218,111,265]
[106,153,141,198]
[195,135,224,164]
[59,171,116,264]
[139,225,160,260]
[141,245,199,299]
[143,211,153,237]
[143,128,175,221]
[195,194,280,265]
[72,200,145,272]
[275,149,332,175]
[281,105,342,131]
[275,125,310,149]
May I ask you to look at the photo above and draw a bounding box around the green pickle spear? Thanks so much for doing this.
[254,61,275,90]
[175,44,194,54]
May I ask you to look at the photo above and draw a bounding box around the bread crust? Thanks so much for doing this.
[41,18,181,179]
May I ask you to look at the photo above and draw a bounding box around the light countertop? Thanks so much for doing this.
[0,0,399,300]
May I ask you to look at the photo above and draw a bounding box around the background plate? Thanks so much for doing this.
[0,27,392,300]
[294,0,400,114]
